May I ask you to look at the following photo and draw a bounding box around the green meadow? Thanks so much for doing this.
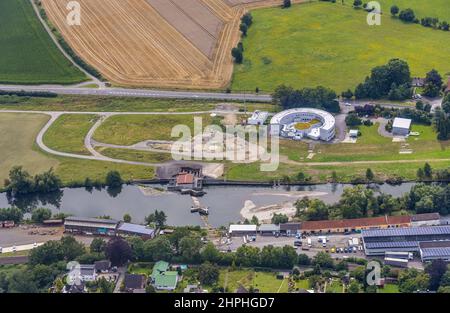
[232,2,450,93]
[377,0,450,21]
[0,0,86,84]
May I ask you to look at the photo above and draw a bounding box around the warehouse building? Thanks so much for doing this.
[392,117,412,136]
[411,213,441,227]
[362,226,450,256]
[228,224,257,237]
[300,215,410,234]
[419,241,450,262]
[279,223,301,236]
[258,224,279,236]
[64,216,119,236]
[117,223,155,240]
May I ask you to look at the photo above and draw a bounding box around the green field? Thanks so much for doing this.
[218,269,288,293]
[96,148,173,164]
[232,2,450,93]
[378,0,450,21]
[0,95,276,113]
[0,112,155,186]
[93,114,217,145]
[43,114,98,155]
[0,0,86,84]
[0,113,59,182]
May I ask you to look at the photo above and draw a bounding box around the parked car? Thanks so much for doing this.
[12,246,16,252]
[0,247,2,254]
[294,241,302,247]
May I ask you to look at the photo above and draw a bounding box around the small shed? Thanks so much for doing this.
[392,118,412,136]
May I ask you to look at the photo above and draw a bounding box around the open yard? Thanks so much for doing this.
[218,269,289,293]
[43,114,98,155]
[232,2,450,92]
[0,0,85,84]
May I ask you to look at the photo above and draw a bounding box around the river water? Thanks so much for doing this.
[0,183,418,227]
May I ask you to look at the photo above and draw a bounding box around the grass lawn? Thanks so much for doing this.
[224,159,450,183]
[93,114,217,145]
[294,279,309,290]
[0,0,86,84]
[0,95,277,113]
[96,148,173,164]
[378,283,400,293]
[128,263,153,276]
[232,2,450,93]
[326,279,344,293]
[43,114,98,155]
[377,0,450,21]
[0,113,59,182]
[218,269,288,293]
[0,112,155,186]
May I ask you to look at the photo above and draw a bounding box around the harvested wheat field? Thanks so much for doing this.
[41,0,304,89]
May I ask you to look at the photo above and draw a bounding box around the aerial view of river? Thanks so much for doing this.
[0,183,418,227]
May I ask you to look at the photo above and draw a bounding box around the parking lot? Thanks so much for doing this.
[224,233,366,259]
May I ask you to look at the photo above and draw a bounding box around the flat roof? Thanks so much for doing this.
[229,224,257,232]
[301,215,410,231]
[65,216,118,225]
[118,223,155,236]
[365,241,419,249]
[258,224,280,232]
[270,108,335,131]
[411,213,440,222]
[362,226,450,238]
[393,117,412,129]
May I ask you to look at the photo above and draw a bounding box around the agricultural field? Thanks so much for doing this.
[377,0,450,21]
[0,0,86,84]
[232,2,450,93]
[40,0,304,89]
[43,114,98,155]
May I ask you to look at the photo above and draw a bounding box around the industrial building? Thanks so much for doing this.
[361,225,450,256]
[419,241,450,262]
[247,110,269,125]
[228,224,257,237]
[64,216,119,236]
[117,223,155,240]
[258,224,280,236]
[270,108,336,142]
[392,117,412,136]
[411,213,441,227]
[300,215,410,234]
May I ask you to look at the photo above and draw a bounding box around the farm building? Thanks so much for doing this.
[411,213,441,227]
[300,215,411,234]
[349,129,359,138]
[392,118,412,136]
[361,226,450,256]
[419,241,450,262]
[248,110,269,125]
[117,223,155,240]
[64,216,119,236]
[228,224,257,237]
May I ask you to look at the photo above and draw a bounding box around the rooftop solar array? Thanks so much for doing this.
[365,241,419,249]
[362,226,450,238]
[421,247,450,259]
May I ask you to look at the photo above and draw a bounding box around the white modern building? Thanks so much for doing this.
[248,110,269,125]
[228,224,257,237]
[270,108,336,141]
[392,117,412,136]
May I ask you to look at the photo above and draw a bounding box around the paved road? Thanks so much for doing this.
[0,84,271,102]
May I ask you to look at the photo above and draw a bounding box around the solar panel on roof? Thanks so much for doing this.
[365,241,419,249]
[421,247,450,258]
[362,226,450,238]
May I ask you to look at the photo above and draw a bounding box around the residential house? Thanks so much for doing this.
[123,274,146,293]
[150,261,179,291]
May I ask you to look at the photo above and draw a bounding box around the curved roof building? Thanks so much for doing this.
[270,108,336,141]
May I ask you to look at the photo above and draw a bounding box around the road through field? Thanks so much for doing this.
[1,109,448,169]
